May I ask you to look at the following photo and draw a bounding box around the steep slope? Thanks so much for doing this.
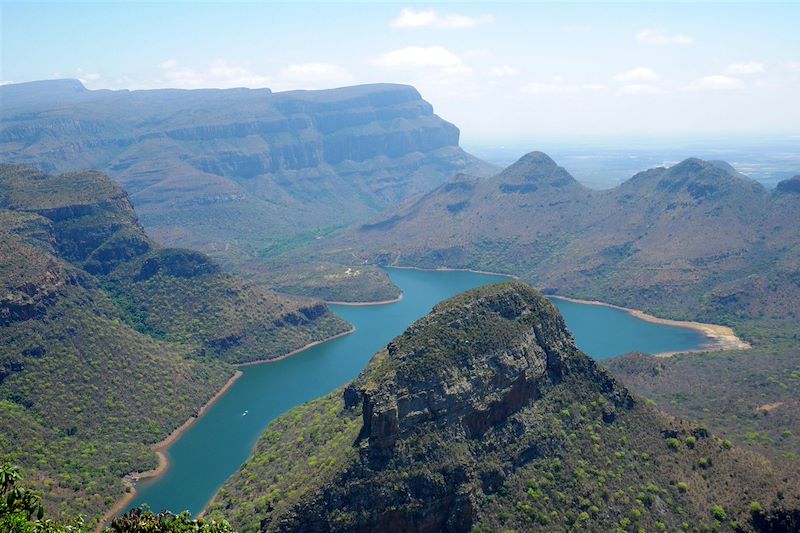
[0,164,349,364]
[328,152,799,327]
[207,282,797,532]
[0,164,348,522]
[0,80,494,267]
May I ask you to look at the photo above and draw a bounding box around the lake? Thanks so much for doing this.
[129,267,709,516]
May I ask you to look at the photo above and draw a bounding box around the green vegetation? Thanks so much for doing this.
[0,80,495,303]
[0,164,349,522]
[207,283,798,532]
[605,348,800,466]
[1,460,233,533]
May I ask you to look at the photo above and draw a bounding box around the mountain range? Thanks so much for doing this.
[322,152,800,330]
[0,80,494,271]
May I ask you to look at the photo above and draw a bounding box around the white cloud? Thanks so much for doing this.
[275,63,353,89]
[784,61,800,72]
[725,61,765,75]
[374,46,469,74]
[618,84,666,95]
[614,67,660,83]
[0,80,15,86]
[685,75,744,91]
[158,59,270,89]
[391,8,494,30]
[636,28,694,46]
[490,65,519,77]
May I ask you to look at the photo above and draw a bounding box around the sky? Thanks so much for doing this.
[2,1,800,144]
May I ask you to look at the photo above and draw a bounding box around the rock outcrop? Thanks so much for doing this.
[209,281,796,533]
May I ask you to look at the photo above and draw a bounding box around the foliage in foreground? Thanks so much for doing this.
[1,461,234,533]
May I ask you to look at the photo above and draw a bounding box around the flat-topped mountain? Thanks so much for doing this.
[0,164,348,521]
[326,152,799,326]
[0,80,494,266]
[208,282,798,532]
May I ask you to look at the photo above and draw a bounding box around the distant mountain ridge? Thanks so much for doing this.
[0,80,495,265]
[319,151,800,326]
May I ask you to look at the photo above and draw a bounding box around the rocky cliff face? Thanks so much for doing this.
[270,282,633,532]
[209,282,798,533]
[0,80,494,262]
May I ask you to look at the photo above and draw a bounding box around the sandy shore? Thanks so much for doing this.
[97,369,244,531]
[325,293,404,306]
[549,295,751,357]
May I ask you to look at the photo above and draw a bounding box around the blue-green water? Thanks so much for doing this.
[129,268,708,516]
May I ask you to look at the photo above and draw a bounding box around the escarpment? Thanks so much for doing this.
[0,81,494,260]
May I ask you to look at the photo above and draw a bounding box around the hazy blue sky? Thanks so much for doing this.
[2,2,799,143]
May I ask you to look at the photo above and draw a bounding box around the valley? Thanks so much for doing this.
[124,267,722,519]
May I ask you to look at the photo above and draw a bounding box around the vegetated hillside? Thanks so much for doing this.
[1,459,235,533]
[0,164,349,522]
[325,152,799,329]
[605,347,800,467]
[0,80,495,271]
[207,282,798,533]
[0,164,348,364]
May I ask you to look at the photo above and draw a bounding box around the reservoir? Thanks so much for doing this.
[129,268,709,516]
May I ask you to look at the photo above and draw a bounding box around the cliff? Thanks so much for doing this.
[0,80,494,265]
[208,282,797,532]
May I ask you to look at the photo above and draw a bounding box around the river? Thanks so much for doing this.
[129,268,708,516]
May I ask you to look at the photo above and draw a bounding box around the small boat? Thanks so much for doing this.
[242,410,249,416]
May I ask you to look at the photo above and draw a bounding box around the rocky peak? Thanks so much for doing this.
[776,175,800,194]
[496,151,581,190]
[620,157,764,203]
[708,159,746,178]
[345,282,577,463]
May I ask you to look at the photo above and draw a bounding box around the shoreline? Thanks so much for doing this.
[386,264,520,280]
[325,293,404,306]
[97,326,359,529]
[548,295,751,356]
[97,369,244,531]
[234,326,356,367]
